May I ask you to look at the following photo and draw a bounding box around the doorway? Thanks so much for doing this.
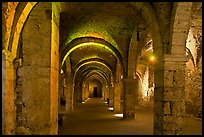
[93,87,97,97]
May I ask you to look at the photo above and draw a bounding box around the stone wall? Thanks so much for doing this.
[185,26,202,119]
[137,65,154,109]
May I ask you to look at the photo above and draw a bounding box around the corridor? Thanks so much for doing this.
[58,98,202,135]
[2,2,202,135]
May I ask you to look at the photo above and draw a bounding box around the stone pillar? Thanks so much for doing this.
[73,84,80,109]
[65,76,73,111]
[123,78,138,119]
[71,83,75,109]
[109,85,114,107]
[85,85,89,99]
[19,3,59,134]
[82,85,86,102]
[64,56,73,111]
[4,56,15,135]
[102,86,107,100]
[2,53,5,135]
[105,86,109,101]
[154,54,188,135]
[114,82,121,113]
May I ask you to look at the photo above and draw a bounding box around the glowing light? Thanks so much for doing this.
[114,114,123,118]
[149,55,156,63]
[82,101,85,103]
[109,107,114,111]
[61,69,63,74]
[105,101,108,104]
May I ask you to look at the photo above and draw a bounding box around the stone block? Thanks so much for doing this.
[37,67,50,77]
[172,32,188,46]
[173,20,189,32]
[164,70,174,87]
[163,87,173,101]
[173,70,185,87]
[164,102,171,115]
[163,116,183,131]
[172,88,184,101]
[172,101,185,116]
[175,6,192,21]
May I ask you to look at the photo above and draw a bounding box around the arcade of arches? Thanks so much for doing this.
[2,2,202,135]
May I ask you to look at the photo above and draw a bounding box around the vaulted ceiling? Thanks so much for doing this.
[58,2,156,85]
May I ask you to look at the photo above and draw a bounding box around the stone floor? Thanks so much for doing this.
[58,97,202,135]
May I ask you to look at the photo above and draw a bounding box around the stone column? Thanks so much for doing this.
[114,82,121,113]
[71,83,75,109]
[19,3,59,134]
[105,86,109,101]
[64,56,73,111]
[4,56,15,135]
[154,54,188,135]
[85,85,89,99]
[82,85,86,102]
[123,78,138,119]
[102,86,105,100]
[66,76,73,111]
[73,84,80,109]
[109,84,114,107]
[102,86,107,101]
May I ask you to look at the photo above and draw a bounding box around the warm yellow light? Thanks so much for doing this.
[109,107,114,111]
[150,56,155,62]
[149,54,156,64]
[62,42,117,66]
[114,114,123,118]
[82,101,85,103]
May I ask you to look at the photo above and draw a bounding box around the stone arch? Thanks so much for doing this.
[73,61,113,83]
[6,2,37,59]
[122,2,162,120]
[171,2,193,55]
[13,2,59,134]
[86,76,104,98]
[83,69,109,86]
[83,71,107,100]
[73,58,113,78]
[2,2,38,135]
[60,37,125,76]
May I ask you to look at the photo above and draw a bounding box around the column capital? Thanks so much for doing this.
[164,54,189,70]
[164,54,190,62]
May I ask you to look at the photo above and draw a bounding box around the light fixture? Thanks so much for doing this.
[149,55,156,63]
[114,113,123,118]
[109,107,114,111]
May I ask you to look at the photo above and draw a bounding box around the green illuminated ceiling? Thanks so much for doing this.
[59,2,145,84]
